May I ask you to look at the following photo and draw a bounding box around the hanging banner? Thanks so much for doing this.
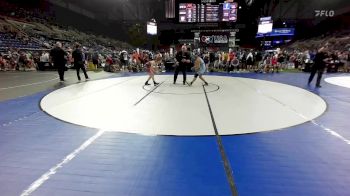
[200,33,229,46]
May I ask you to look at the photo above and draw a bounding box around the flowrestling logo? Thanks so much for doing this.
[201,35,228,44]
[315,10,335,17]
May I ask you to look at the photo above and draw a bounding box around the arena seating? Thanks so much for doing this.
[0,32,41,49]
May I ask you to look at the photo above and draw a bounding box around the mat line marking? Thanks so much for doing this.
[237,78,350,145]
[134,81,166,106]
[0,77,60,91]
[142,83,220,95]
[1,70,114,91]
[202,85,238,196]
[1,76,122,128]
[22,77,163,195]
[44,76,139,110]
[20,129,105,196]
[1,111,40,128]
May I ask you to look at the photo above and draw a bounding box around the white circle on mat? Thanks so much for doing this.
[143,82,220,95]
[41,75,326,136]
[325,76,350,89]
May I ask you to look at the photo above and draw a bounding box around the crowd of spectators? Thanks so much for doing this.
[0,1,54,24]
[0,0,134,72]
[0,0,349,74]
[0,49,38,71]
[281,32,350,72]
[198,48,349,74]
[195,32,350,74]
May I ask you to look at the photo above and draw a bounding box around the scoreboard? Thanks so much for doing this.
[222,2,237,22]
[179,2,237,23]
[205,4,220,22]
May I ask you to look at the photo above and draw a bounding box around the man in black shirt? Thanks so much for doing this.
[50,42,66,81]
[208,52,215,72]
[72,43,89,81]
[174,45,191,85]
[308,47,329,88]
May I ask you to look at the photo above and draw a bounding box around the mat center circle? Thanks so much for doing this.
[143,82,220,95]
[40,75,327,136]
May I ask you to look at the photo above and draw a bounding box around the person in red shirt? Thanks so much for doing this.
[228,50,235,61]
[0,55,6,71]
[104,55,114,72]
[132,50,141,71]
[106,55,113,66]
[271,55,278,73]
[144,54,161,86]
[132,51,140,64]
[228,49,235,73]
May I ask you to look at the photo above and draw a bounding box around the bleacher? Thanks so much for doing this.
[284,32,350,52]
[0,0,132,51]
[0,32,41,50]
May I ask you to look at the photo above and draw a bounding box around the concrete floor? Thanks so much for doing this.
[0,70,114,102]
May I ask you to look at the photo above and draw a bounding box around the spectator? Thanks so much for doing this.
[50,42,67,82]
[72,42,89,81]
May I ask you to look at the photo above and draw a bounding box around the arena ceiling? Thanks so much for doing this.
[49,0,165,22]
[7,0,349,45]
[9,0,350,23]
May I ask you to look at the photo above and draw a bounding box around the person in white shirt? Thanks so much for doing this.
[246,50,254,71]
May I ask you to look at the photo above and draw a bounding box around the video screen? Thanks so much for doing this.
[179,3,197,23]
[257,17,273,34]
[147,22,157,35]
[258,23,273,34]
[222,3,237,22]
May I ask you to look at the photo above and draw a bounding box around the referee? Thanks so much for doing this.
[50,42,66,82]
[72,43,89,81]
[308,47,329,88]
[174,45,191,85]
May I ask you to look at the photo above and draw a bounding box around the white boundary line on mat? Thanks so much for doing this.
[0,77,59,91]
[20,129,105,196]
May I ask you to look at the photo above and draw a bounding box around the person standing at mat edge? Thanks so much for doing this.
[144,53,161,86]
[174,45,191,85]
[308,47,330,88]
[189,52,209,86]
[72,43,89,81]
[50,42,67,82]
